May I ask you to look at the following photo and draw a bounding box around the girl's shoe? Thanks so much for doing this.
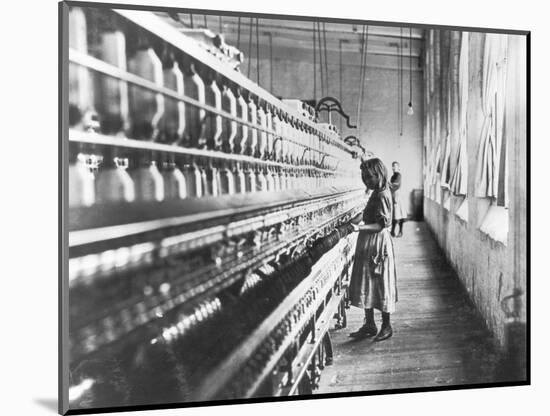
[373,325,393,342]
[349,323,378,339]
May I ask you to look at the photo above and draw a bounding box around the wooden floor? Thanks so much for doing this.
[316,221,504,394]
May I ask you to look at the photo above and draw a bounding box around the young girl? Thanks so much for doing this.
[349,158,398,342]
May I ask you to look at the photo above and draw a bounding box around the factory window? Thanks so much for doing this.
[450,32,469,221]
[441,121,452,211]
[475,33,508,205]
[477,33,509,243]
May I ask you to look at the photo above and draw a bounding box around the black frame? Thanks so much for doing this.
[59,1,531,414]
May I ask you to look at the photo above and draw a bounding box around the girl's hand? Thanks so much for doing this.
[350,223,360,232]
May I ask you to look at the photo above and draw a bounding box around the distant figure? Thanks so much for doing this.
[348,158,397,342]
[390,161,407,237]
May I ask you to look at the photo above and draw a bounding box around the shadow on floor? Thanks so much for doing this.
[316,221,520,394]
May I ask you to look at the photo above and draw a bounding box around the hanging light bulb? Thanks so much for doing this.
[407,101,414,116]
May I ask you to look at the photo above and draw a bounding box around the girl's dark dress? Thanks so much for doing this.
[349,187,398,313]
[390,172,407,220]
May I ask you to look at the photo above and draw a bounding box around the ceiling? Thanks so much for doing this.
[156,12,424,59]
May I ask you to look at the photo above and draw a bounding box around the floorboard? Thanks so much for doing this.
[315,221,505,394]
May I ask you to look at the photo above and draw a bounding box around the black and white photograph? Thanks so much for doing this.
[58,0,529,414]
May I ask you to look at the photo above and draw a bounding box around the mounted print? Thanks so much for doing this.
[59,1,529,414]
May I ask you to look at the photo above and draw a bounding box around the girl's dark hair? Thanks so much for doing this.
[360,158,388,190]
[392,161,400,166]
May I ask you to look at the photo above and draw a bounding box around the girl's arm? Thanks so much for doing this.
[350,192,392,233]
[351,222,383,233]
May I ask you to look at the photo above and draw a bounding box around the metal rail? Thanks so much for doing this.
[68,129,349,172]
[280,256,352,396]
[282,289,343,396]
[193,235,353,400]
[69,47,352,154]
[69,203,363,363]
[114,9,353,153]
[68,186,363,247]
[66,8,365,400]
[69,188,364,285]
